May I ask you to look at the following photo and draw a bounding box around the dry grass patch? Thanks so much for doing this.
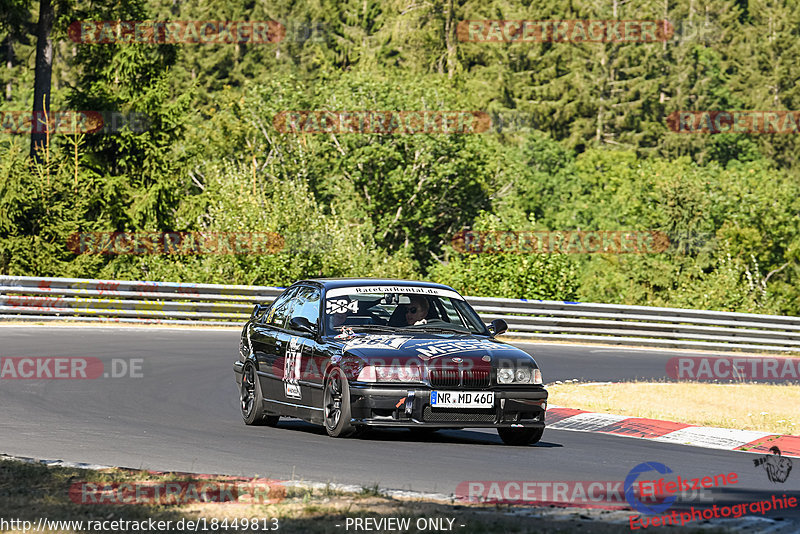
[547,381,800,435]
[0,458,657,533]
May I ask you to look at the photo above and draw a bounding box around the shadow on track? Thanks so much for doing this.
[275,419,563,448]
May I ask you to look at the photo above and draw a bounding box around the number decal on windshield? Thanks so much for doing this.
[326,299,358,314]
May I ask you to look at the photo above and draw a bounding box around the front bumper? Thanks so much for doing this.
[348,383,547,428]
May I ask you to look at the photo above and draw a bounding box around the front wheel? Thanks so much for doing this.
[240,363,279,426]
[497,426,544,446]
[323,368,356,437]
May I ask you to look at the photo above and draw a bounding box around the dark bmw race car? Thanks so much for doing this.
[233,279,548,445]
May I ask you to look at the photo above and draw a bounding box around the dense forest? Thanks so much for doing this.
[2,0,799,316]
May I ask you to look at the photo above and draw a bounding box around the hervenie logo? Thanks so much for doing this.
[754,447,793,484]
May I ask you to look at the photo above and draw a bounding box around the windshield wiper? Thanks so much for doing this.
[403,324,468,333]
[339,324,401,332]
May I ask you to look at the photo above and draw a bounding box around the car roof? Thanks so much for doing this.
[296,278,459,293]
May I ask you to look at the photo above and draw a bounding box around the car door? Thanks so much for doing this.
[251,287,297,403]
[280,286,323,411]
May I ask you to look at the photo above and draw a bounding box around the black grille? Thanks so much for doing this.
[463,370,490,387]
[423,406,496,423]
[429,369,490,388]
[429,369,459,387]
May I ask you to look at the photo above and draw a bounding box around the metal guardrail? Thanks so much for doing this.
[2,275,799,353]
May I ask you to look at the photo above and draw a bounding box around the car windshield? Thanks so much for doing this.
[323,286,486,335]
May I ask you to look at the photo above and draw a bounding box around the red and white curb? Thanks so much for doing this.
[546,407,800,457]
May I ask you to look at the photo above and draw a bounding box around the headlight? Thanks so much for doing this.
[515,369,532,383]
[497,368,514,384]
[497,367,541,384]
[357,365,422,383]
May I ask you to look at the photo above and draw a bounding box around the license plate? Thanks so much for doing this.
[430,391,494,408]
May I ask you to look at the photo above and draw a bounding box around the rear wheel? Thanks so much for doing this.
[323,368,356,437]
[497,426,544,446]
[240,363,279,426]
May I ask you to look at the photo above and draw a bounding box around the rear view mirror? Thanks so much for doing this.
[488,318,508,336]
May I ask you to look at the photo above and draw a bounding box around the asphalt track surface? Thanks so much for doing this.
[1,325,798,521]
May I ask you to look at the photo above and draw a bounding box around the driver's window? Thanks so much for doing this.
[288,286,321,331]
[265,287,298,328]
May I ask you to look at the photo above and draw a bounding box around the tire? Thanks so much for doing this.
[323,367,356,438]
[497,426,544,446]
[240,363,280,426]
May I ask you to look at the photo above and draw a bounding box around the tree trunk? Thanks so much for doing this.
[4,36,13,101]
[444,0,457,79]
[30,0,54,162]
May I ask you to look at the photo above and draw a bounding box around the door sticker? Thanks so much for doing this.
[284,337,303,399]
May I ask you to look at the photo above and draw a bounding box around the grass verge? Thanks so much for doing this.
[0,458,682,534]
[547,381,799,435]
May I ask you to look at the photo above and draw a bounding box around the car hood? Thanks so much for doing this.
[325,332,538,368]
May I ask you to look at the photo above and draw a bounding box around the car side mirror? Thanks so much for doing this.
[488,318,508,336]
[251,304,268,319]
[289,316,317,335]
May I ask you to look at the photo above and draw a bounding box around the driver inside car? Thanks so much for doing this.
[404,295,429,325]
[327,298,354,330]
[330,310,349,329]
